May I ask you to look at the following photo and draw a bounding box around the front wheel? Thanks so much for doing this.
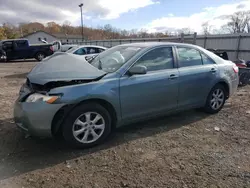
[62,103,112,149]
[203,84,226,114]
[35,52,45,61]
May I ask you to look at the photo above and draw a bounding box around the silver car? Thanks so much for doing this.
[14,42,239,148]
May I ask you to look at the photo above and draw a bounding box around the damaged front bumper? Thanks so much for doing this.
[14,99,65,137]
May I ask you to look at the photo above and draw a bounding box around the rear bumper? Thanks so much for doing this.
[47,50,54,56]
[14,100,64,137]
[230,78,239,97]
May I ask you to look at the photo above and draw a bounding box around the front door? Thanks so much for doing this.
[120,46,179,121]
[3,41,17,60]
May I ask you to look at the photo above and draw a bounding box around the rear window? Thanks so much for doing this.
[201,48,225,64]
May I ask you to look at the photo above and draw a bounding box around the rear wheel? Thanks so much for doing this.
[62,103,112,149]
[204,84,226,114]
[35,52,45,61]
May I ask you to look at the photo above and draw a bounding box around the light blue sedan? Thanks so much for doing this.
[14,42,239,148]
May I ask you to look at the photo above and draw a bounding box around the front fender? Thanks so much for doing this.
[49,78,121,119]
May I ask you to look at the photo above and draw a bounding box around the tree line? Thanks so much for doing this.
[0,21,169,41]
[0,11,250,41]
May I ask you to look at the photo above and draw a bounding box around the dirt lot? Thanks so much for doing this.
[0,61,250,188]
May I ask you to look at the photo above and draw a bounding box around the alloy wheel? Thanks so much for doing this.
[72,112,105,144]
[210,88,225,110]
[38,54,44,61]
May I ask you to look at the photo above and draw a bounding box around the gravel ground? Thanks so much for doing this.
[0,62,250,188]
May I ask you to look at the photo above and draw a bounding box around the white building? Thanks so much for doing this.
[22,31,83,44]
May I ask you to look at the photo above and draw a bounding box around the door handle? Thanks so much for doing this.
[210,68,217,73]
[169,74,178,80]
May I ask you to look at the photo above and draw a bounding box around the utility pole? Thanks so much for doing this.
[79,3,84,42]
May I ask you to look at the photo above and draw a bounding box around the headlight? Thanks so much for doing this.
[26,93,59,104]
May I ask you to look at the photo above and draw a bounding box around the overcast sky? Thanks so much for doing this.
[0,0,250,33]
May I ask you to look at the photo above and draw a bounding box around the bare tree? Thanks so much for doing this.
[222,11,250,33]
[62,20,72,35]
[202,22,212,35]
[178,28,191,35]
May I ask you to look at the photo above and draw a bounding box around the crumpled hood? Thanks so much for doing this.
[27,53,106,85]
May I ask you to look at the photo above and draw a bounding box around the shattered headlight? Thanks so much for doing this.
[26,93,59,104]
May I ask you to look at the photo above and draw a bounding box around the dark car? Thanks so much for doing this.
[0,39,54,61]
[207,49,229,60]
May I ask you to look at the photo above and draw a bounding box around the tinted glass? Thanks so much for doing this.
[16,40,27,48]
[3,41,13,49]
[201,53,215,65]
[135,47,174,71]
[74,47,87,55]
[177,47,202,67]
[87,47,98,54]
[98,48,105,53]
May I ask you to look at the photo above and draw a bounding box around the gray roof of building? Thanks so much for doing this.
[22,30,82,39]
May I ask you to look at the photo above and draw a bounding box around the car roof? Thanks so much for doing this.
[77,45,107,49]
[119,42,198,48]
[0,39,28,42]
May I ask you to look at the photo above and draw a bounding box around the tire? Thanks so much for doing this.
[62,103,112,149]
[203,84,226,114]
[35,52,45,61]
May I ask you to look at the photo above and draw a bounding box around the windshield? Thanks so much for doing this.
[66,46,79,53]
[91,45,143,73]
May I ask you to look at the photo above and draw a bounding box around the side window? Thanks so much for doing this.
[16,40,27,48]
[38,37,41,41]
[135,47,174,71]
[3,41,13,50]
[98,48,105,53]
[177,47,202,67]
[87,47,98,54]
[74,48,86,55]
[201,53,215,65]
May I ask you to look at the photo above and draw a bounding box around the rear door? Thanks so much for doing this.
[176,46,218,108]
[120,46,179,121]
[15,40,29,59]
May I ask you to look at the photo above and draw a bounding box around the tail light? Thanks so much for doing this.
[236,63,247,68]
[233,64,239,73]
[50,46,54,52]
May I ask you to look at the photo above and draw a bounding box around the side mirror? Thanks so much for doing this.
[128,65,147,75]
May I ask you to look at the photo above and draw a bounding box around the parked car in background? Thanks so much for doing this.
[60,44,78,52]
[14,42,239,148]
[0,39,54,61]
[66,45,107,61]
[207,49,229,60]
[246,61,250,68]
[51,41,77,52]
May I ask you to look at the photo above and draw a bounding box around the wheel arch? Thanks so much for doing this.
[215,80,230,99]
[51,98,118,136]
